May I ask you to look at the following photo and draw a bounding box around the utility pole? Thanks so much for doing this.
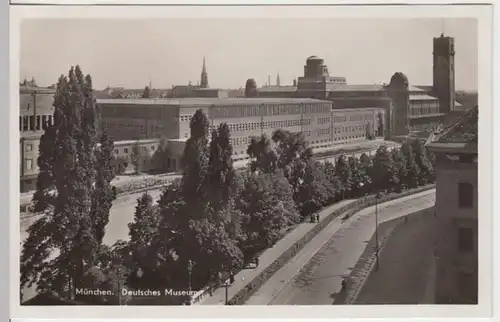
[187,260,193,292]
[374,191,380,271]
[225,282,229,305]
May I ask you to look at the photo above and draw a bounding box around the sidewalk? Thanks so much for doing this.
[197,199,356,305]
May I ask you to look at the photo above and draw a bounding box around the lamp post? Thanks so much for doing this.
[187,260,193,293]
[374,191,380,271]
[224,281,229,305]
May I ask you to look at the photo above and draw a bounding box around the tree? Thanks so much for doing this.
[247,134,278,174]
[236,171,297,257]
[91,131,117,247]
[348,156,371,197]
[180,109,210,221]
[401,141,420,188]
[295,161,334,217]
[372,146,399,192]
[151,135,170,173]
[323,160,343,201]
[358,153,374,193]
[130,141,144,174]
[142,86,151,99]
[127,193,161,289]
[112,155,128,175]
[335,155,353,198]
[186,219,243,289]
[208,123,236,221]
[390,148,407,192]
[411,139,435,184]
[21,65,108,300]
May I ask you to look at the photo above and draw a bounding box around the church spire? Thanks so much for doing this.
[200,56,208,88]
[276,73,281,86]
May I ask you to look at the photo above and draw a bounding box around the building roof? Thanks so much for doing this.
[20,93,54,114]
[408,85,428,92]
[327,84,386,92]
[436,105,478,143]
[96,97,330,106]
[409,94,438,101]
[19,85,56,94]
[115,138,160,146]
[258,86,298,92]
[409,113,445,119]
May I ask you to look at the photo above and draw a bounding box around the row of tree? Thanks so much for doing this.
[110,109,436,301]
[20,66,436,304]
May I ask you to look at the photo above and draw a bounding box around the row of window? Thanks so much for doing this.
[114,145,157,155]
[332,113,377,123]
[19,114,53,132]
[317,117,330,125]
[101,105,177,119]
[334,123,368,134]
[210,103,331,119]
[410,104,440,116]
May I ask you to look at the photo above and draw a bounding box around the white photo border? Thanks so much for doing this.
[7,3,496,321]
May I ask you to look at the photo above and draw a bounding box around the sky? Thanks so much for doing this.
[20,18,478,91]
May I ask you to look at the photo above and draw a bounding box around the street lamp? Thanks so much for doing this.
[374,191,381,271]
[187,260,193,293]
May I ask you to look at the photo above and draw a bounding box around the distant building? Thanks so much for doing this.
[168,58,244,99]
[19,85,55,192]
[426,106,478,304]
[254,33,464,139]
[98,97,386,172]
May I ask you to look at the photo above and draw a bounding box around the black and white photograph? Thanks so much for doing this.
[11,4,492,320]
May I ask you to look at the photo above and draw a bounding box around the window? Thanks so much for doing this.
[151,146,155,151]
[457,227,474,253]
[25,144,32,152]
[25,159,33,171]
[457,272,477,303]
[458,182,474,208]
[114,149,119,154]
[23,116,29,131]
[124,148,129,154]
[36,115,41,130]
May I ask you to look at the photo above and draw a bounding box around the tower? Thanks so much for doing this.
[276,73,281,86]
[200,56,209,88]
[433,34,455,114]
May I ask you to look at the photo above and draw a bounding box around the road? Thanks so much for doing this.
[245,190,435,305]
[354,207,436,304]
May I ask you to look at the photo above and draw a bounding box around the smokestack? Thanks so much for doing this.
[268,75,271,87]
[293,79,297,86]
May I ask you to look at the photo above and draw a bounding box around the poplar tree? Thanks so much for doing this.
[20,66,112,300]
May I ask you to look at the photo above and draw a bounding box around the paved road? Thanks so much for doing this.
[354,208,436,304]
[247,190,435,305]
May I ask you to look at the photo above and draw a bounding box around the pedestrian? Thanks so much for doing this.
[341,277,347,292]
[316,214,320,222]
[229,274,235,285]
[255,257,259,267]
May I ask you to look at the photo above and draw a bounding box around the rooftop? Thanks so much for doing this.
[436,105,478,144]
[258,86,298,92]
[327,84,386,92]
[96,97,330,106]
[409,94,438,101]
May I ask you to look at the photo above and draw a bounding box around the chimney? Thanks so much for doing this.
[293,79,297,86]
